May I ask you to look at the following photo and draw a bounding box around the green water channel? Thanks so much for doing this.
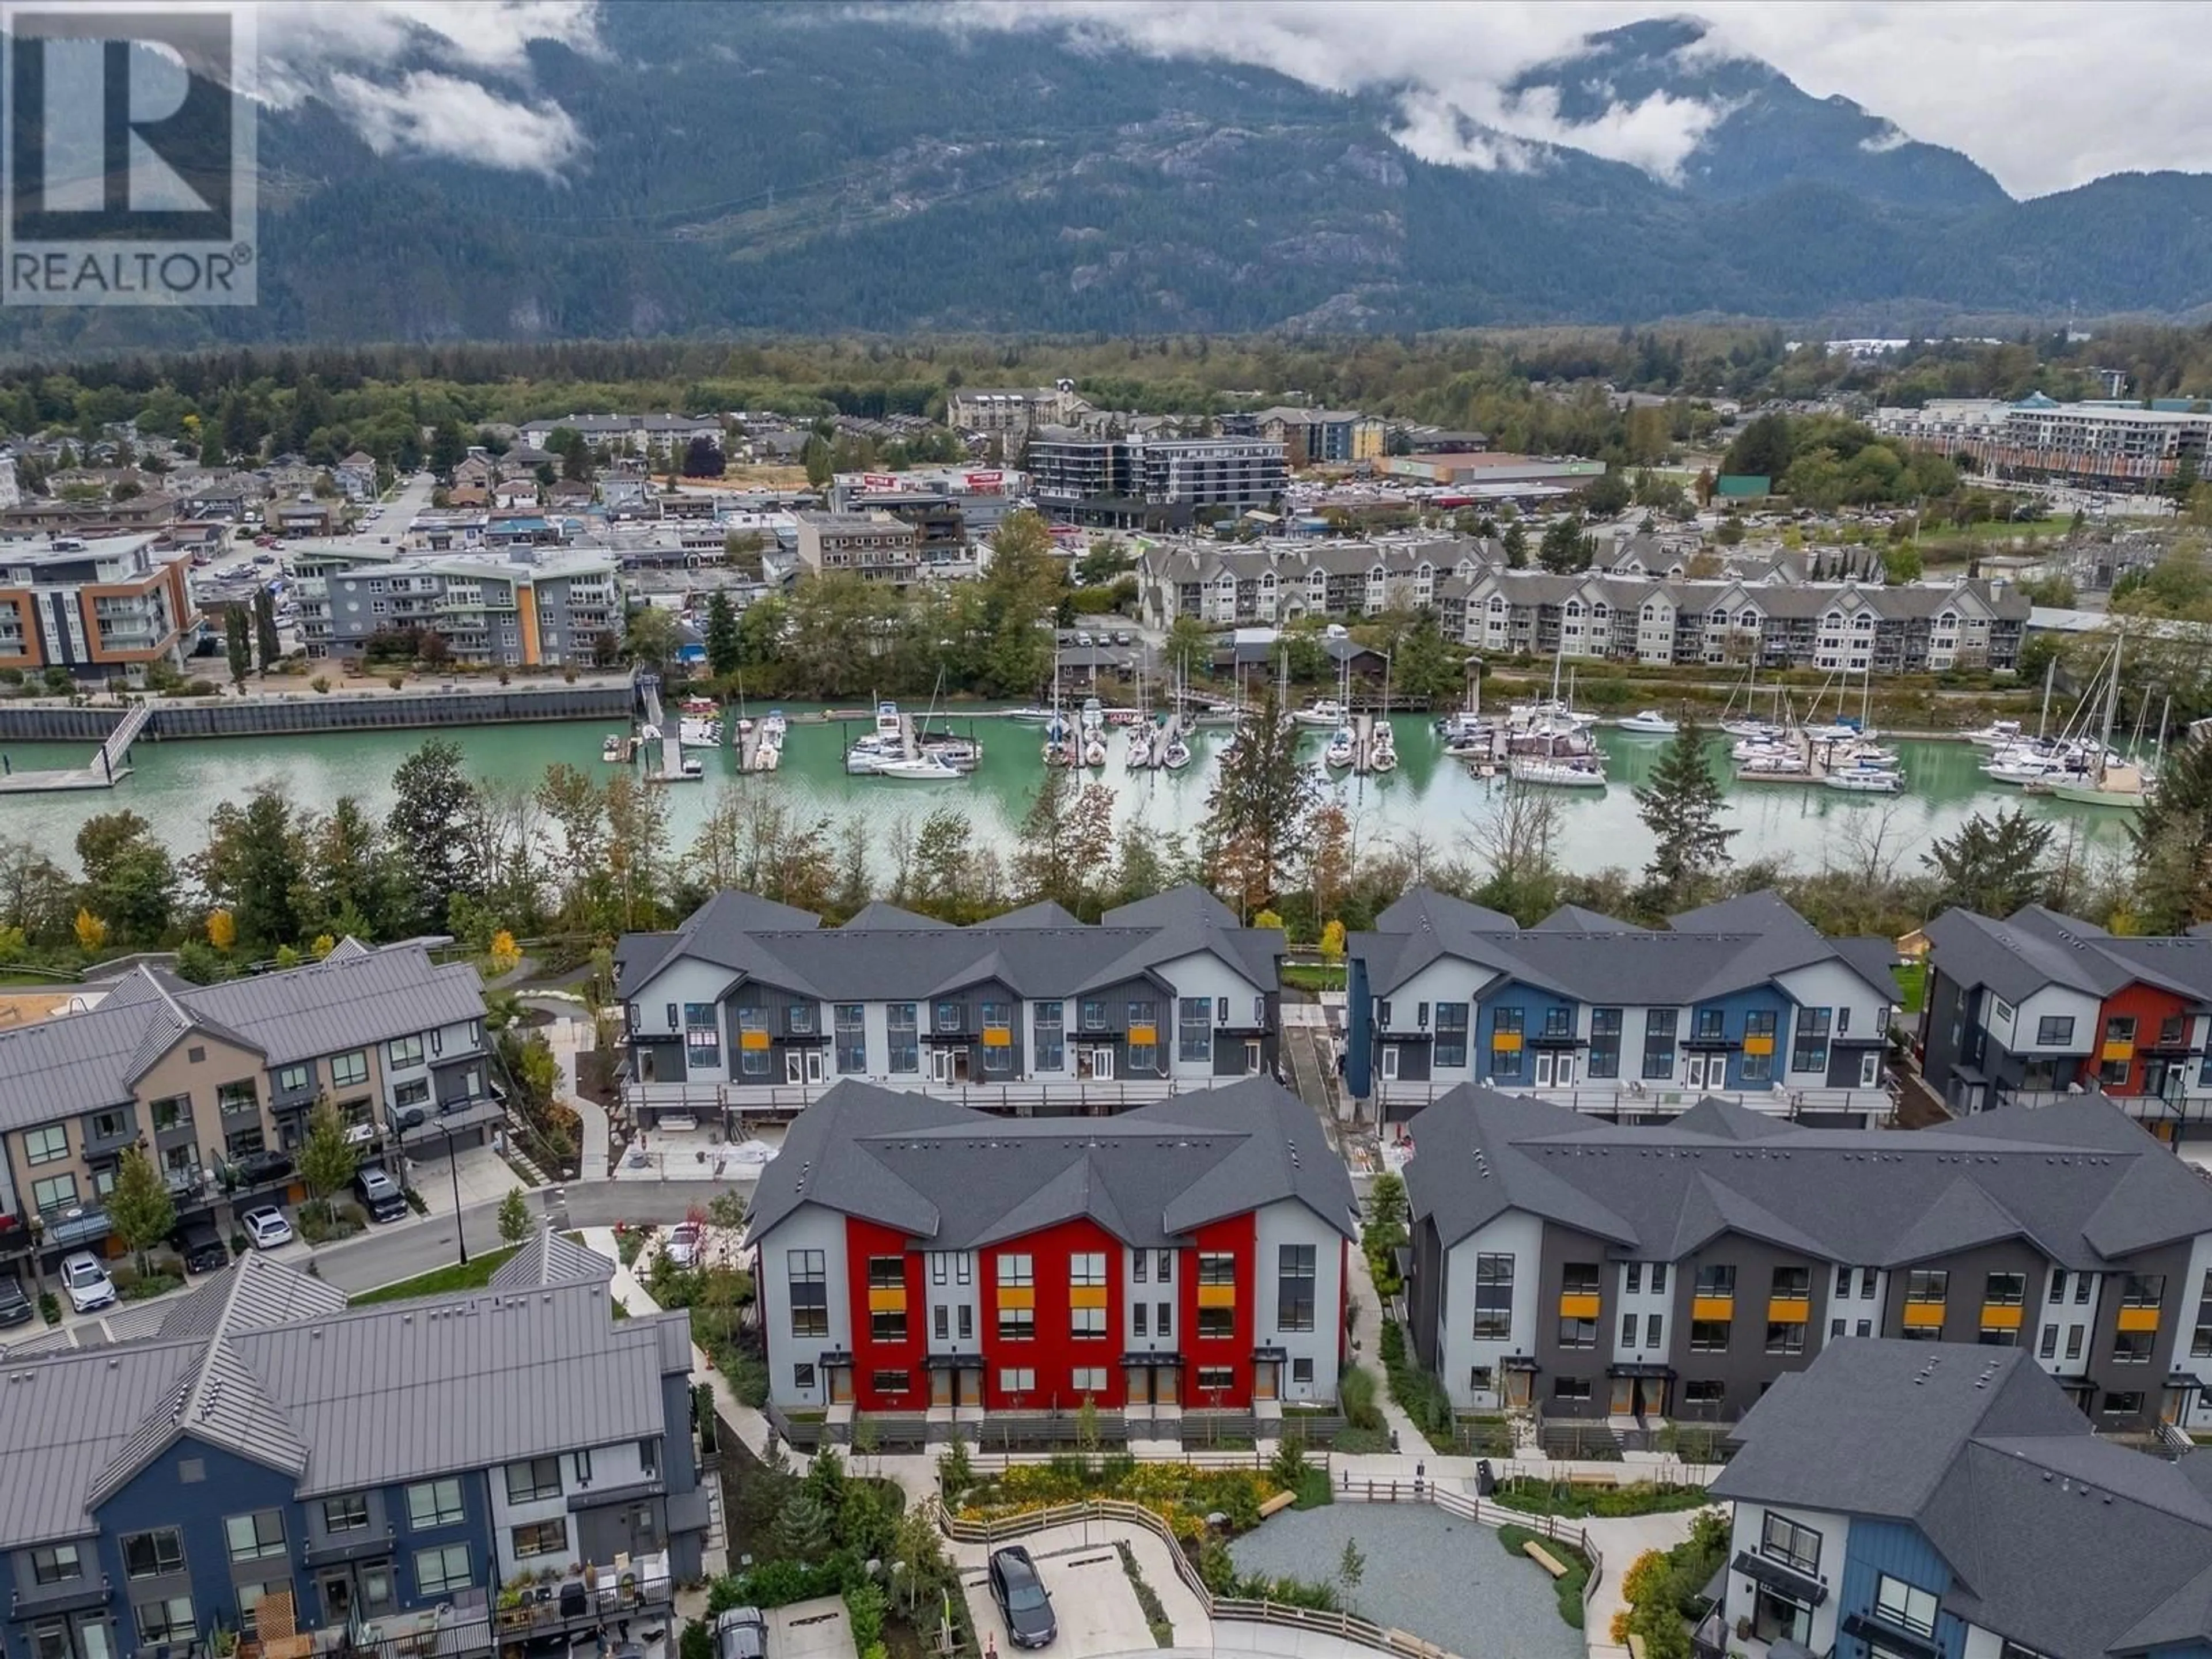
[0,713,2141,881]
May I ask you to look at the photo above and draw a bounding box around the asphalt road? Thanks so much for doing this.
[310,1177,715,1293]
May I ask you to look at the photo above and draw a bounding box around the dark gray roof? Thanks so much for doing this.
[1530,905,1647,935]
[0,944,484,1132]
[1403,1085,2212,1268]
[1715,1340,2212,1658]
[618,885,1277,1003]
[749,1077,1358,1252]
[1930,904,2212,1009]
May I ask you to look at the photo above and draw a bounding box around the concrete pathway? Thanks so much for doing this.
[950,1519,1210,1654]
[1338,1231,1426,1453]
[1577,1509,1718,1659]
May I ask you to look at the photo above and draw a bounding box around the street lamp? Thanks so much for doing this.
[395,1107,465,1265]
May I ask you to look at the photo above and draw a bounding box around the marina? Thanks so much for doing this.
[0,707,2147,883]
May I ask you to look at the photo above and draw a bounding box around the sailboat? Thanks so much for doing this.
[877,675,968,782]
[2040,642,2155,809]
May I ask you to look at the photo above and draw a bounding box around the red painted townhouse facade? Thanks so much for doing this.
[749,1078,1358,1434]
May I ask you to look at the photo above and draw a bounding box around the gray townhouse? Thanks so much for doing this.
[1702,1338,2212,1658]
[0,942,494,1295]
[1402,1085,2212,1437]
[613,888,1283,1124]
[0,1237,706,1659]
[1346,889,1900,1125]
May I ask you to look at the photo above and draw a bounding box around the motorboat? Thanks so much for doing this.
[600,733,632,762]
[1736,752,1813,781]
[1616,710,1679,736]
[748,710,787,773]
[1508,752,1606,788]
[876,755,964,782]
[1083,735,1107,768]
[1162,737,1192,771]
[679,717,722,749]
[1324,727,1356,769]
[1369,728,1398,773]
[1293,698,1348,729]
[1434,711,1494,743]
[1964,718,2025,749]
[1825,764,1904,794]
[1004,706,1059,725]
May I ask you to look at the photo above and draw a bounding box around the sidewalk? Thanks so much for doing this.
[1339,1230,1426,1452]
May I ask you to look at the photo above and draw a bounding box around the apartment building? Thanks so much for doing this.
[748,1075,1357,1422]
[0,1241,706,1659]
[1347,890,1899,1125]
[1921,904,2212,1141]
[1874,392,2212,491]
[1027,429,1287,520]
[791,512,924,582]
[0,942,493,1293]
[826,468,1025,541]
[945,384,1084,438]
[1240,408,1385,467]
[1703,1339,2212,1657]
[0,533,202,681]
[513,413,724,459]
[289,544,620,667]
[614,888,1282,1122]
[1402,1085,2212,1433]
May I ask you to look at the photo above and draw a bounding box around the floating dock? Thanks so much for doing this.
[0,703,149,794]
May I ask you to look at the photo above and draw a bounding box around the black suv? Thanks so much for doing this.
[173,1218,230,1275]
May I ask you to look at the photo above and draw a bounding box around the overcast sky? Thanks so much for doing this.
[255,1,2212,194]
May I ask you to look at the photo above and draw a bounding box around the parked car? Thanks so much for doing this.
[172,1218,230,1275]
[241,1206,294,1250]
[712,1608,766,1659]
[1073,632,1092,648]
[0,1276,32,1327]
[230,1149,294,1189]
[987,1547,1057,1648]
[59,1252,116,1314]
[353,1165,407,1224]
[664,1222,703,1269]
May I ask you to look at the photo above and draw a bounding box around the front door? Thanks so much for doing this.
[1090,1048,1115,1081]
[1609,1376,1635,1416]
[1380,1045,1399,1081]
[931,1369,952,1407]
[1860,1049,1882,1089]
[1255,1362,1278,1401]
[1503,1367,1532,1410]
[1685,1054,1714,1090]
[1536,1052,1575,1088]
[1127,1367,1150,1407]
[1154,1365,1178,1405]
[786,1049,805,1085]
[830,1368,854,1405]
[804,1047,827,1085]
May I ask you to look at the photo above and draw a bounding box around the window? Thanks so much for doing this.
[998,1252,1034,1287]
[1764,1322,1805,1355]
[888,1004,919,1073]
[123,1529,184,1580]
[1434,1003,1469,1070]
[872,1369,911,1395]
[1490,1007,1524,1079]
[1081,999,1106,1032]
[786,1002,816,1036]
[1551,1377,1592,1402]
[2122,1273,2166,1308]
[869,1255,904,1289]
[388,1034,425,1069]
[794,1363,817,1392]
[2103,1390,2145,1417]
[933,1305,949,1342]
[998,1367,1036,1395]
[1690,1320,1731,1353]
[1761,1512,1821,1576]
[2036,1016,2074,1046]
[872,1308,907,1341]
[2040,1324,2059,1359]
[1621,1312,1638,1349]
[1694,1264,1736,1298]
[1906,1269,1948,1304]
[324,1494,370,1534]
[1179,997,1213,1062]
[684,1002,721,1067]
[1873,1575,1938,1638]
[1198,1307,1234,1338]
[1683,1380,1725,1410]
[1646,1313,1662,1347]
[415,1544,472,1598]
[1770,1266,1810,1302]
[1292,1358,1314,1384]
[137,1597,195,1646]
[2105,1014,2138,1047]
[2076,1274,2093,1305]
[514,1519,569,1559]
[31,1175,75,1214]
[217,1080,258,1117]
[1588,1008,1622,1078]
[29,1545,82,1585]
[1134,1302,1148,1337]
[935,1000,961,1033]
[1071,1366,1109,1393]
[1071,1251,1107,1287]
[409,1478,464,1531]
[151,1095,190,1131]
[982,1002,1012,1072]
[737,1008,769,1076]
[2114,1330,2154,1365]
[506,1457,561,1503]
[1558,1316,1597,1349]
[1694,1007,1725,1040]
[1742,1010,1777,1081]
[2066,1326,2085,1361]
[2194,1270,2212,1359]
[998,1306,1035,1340]
[225,1512,286,1562]
[1984,1271,2026,1306]
[1790,1006,1831,1074]
[1157,1251,1175,1282]
[835,1005,866,1074]
[1071,1307,1107,1338]
[1650,1263,1666,1294]
[1195,1367,1237,1395]
[1542,1005,1573,1039]
[1626,1263,1643,1294]
[393,1078,430,1109]
[2049,1270,2068,1303]
[332,1049,368,1087]
[275,1063,309,1094]
[1643,1008,1678,1078]
[1277,1244,1316,1331]
[789,1249,828,1338]
[1035,1002,1065,1071]
[1458,1249,1514,1341]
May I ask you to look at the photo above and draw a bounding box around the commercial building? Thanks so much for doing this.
[791,511,925,582]
[1346,889,1900,1124]
[614,888,1283,1123]
[0,941,494,1293]
[0,533,202,682]
[1026,429,1286,525]
[1381,452,1606,489]
[289,544,620,667]
[1703,1338,2212,1657]
[1873,392,2212,492]
[747,1075,1357,1423]
[826,468,1026,541]
[1400,1086,2212,1432]
[0,1241,706,1659]
[1920,904,2212,1139]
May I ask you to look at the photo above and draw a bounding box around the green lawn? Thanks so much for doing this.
[1892,961,1927,1015]
[349,1244,521,1305]
[1281,963,1346,993]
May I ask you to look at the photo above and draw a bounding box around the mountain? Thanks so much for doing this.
[10,5,2211,350]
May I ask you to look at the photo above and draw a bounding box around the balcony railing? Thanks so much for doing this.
[623,1075,1180,1120]
[1374,1077,1895,1121]
[40,1204,111,1249]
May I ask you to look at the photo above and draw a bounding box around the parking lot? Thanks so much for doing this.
[960,1542,1158,1659]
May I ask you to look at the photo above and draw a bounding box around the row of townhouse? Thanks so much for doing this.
[1346,890,1900,1126]
[1400,1084,2212,1433]
[0,533,204,682]
[0,941,495,1293]
[0,1237,708,1659]
[1919,904,2212,1141]
[1703,1336,2212,1658]
[614,888,1283,1123]
[748,1076,1358,1421]
[288,544,620,666]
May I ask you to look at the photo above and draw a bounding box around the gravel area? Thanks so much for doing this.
[1226,1505,1581,1659]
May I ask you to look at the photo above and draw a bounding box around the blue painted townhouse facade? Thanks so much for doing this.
[1346,890,1900,1126]
[0,1234,707,1659]
[1707,1338,2212,1659]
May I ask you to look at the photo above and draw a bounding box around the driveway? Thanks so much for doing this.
[767,1599,854,1659]
[963,1543,1155,1659]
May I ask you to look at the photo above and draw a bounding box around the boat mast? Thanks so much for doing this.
[2038,653,2055,741]
[2097,638,2122,782]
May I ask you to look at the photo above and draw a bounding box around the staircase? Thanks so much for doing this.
[96,704,152,779]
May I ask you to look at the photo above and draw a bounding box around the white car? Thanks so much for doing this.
[664,1222,703,1269]
[241,1207,294,1250]
[59,1252,116,1314]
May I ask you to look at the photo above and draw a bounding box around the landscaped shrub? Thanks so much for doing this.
[1339,1366,1382,1431]
[1491,1478,1715,1520]
[959,1460,1277,1540]
[1495,1525,1590,1630]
